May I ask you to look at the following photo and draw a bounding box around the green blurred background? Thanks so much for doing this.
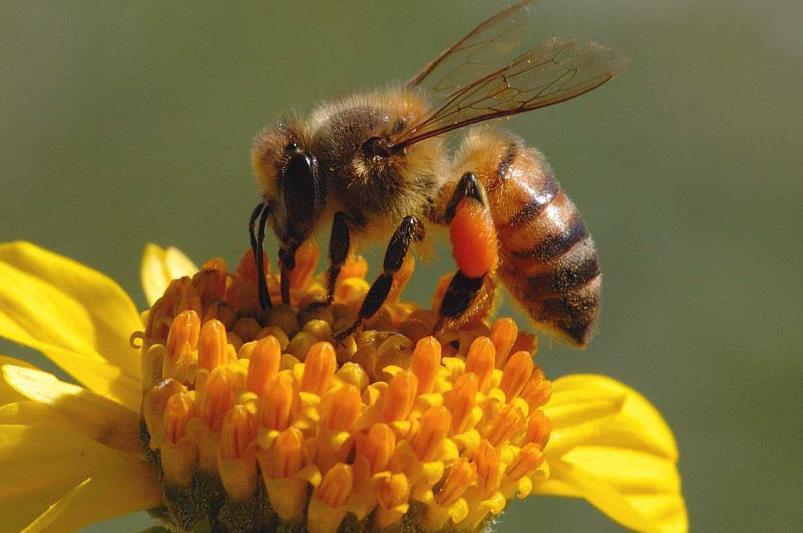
[1,0,801,531]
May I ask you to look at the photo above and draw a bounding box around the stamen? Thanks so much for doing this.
[524,409,552,449]
[411,406,451,461]
[198,318,228,371]
[445,373,478,434]
[246,336,281,393]
[486,404,525,447]
[321,384,362,432]
[474,439,503,495]
[520,369,552,409]
[259,376,294,431]
[197,367,235,431]
[300,341,337,395]
[356,423,396,474]
[499,350,534,401]
[192,258,228,305]
[410,336,441,394]
[316,463,353,508]
[220,405,256,461]
[164,391,194,444]
[505,442,545,481]
[381,370,418,422]
[261,427,305,479]
[465,336,496,393]
[490,317,518,368]
[166,310,200,361]
[436,457,476,506]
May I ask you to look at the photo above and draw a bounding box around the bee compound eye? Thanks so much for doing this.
[284,141,300,154]
[283,152,320,229]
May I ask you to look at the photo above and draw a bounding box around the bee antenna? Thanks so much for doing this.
[248,201,272,309]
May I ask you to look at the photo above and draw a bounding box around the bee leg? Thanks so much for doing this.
[436,172,499,333]
[322,212,351,306]
[278,245,299,306]
[336,215,425,339]
[249,201,272,310]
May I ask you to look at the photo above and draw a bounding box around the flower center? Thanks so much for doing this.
[137,247,552,532]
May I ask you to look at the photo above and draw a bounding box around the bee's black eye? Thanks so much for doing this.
[284,141,300,154]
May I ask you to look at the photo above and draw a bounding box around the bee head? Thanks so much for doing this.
[251,121,323,247]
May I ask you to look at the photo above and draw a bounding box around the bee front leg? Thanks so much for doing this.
[322,212,351,306]
[336,215,425,339]
[249,201,272,310]
[278,245,299,306]
[436,172,499,333]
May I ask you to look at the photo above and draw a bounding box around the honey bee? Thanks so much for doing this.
[250,0,626,346]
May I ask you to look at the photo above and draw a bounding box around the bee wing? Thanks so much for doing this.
[407,0,535,95]
[394,3,627,150]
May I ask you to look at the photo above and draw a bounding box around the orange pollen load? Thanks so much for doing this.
[138,247,553,532]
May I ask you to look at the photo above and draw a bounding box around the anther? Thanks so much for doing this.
[321,384,362,432]
[490,318,518,368]
[166,310,200,360]
[474,440,503,495]
[524,409,552,449]
[198,319,228,371]
[445,373,478,434]
[220,405,256,461]
[246,336,281,393]
[164,391,194,444]
[192,258,228,305]
[316,463,353,508]
[436,457,476,506]
[486,404,525,447]
[300,341,337,395]
[505,443,545,481]
[520,370,552,409]
[465,336,496,393]
[197,368,235,431]
[259,376,294,431]
[261,427,305,479]
[499,351,534,401]
[411,406,451,462]
[410,336,441,394]
[381,370,418,422]
[356,423,396,474]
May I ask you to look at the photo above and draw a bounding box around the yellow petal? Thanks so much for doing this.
[141,243,198,306]
[2,364,140,454]
[0,242,142,402]
[0,424,160,532]
[537,374,687,533]
[22,472,161,533]
[0,355,34,405]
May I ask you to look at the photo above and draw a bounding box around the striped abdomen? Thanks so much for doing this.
[455,130,600,346]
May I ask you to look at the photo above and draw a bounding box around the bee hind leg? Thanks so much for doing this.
[335,215,425,340]
[435,172,499,334]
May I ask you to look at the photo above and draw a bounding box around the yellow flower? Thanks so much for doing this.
[0,241,687,532]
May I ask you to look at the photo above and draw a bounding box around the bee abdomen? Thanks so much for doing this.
[498,187,600,345]
[456,130,601,345]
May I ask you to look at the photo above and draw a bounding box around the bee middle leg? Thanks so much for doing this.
[435,171,499,333]
[335,215,425,339]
